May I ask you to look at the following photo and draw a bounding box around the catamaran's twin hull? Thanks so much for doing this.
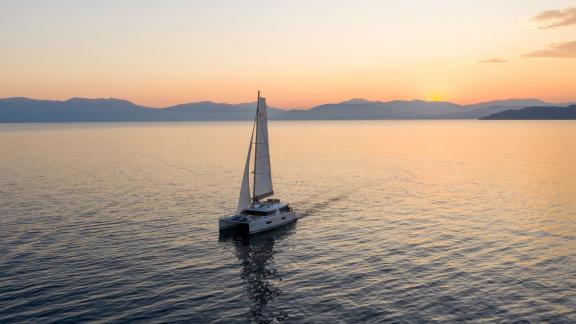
[219,212,297,234]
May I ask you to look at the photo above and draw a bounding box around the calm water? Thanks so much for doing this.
[1,121,575,323]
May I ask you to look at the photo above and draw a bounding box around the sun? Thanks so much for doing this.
[430,93,444,102]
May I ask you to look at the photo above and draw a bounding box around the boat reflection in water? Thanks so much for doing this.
[219,222,297,323]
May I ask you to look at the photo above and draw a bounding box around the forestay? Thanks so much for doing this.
[237,118,255,212]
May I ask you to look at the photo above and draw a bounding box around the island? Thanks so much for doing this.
[480,105,576,120]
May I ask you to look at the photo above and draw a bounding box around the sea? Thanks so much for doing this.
[0,121,575,323]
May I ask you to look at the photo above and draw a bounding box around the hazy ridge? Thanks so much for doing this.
[0,97,565,122]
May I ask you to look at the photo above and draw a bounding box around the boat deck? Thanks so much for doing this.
[244,199,287,212]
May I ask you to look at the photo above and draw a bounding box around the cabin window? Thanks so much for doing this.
[266,221,272,224]
[279,206,291,213]
[244,210,275,216]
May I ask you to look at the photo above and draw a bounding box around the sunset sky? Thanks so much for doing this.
[1,0,575,108]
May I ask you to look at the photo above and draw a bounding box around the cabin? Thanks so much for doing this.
[242,199,292,216]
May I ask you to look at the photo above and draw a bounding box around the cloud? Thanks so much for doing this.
[531,7,576,29]
[524,41,576,58]
[477,58,508,64]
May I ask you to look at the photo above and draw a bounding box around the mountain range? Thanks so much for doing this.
[0,97,566,122]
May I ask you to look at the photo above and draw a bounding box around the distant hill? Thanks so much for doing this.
[149,101,284,121]
[0,97,150,122]
[461,99,549,111]
[480,105,576,120]
[0,97,558,122]
[279,98,551,120]
[0,97,283,122]
[280,100,463,120]
[433,99,553,120]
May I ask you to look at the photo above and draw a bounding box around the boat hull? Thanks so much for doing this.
[219,212,297,234]
[218,218,240,230]
[249,212,297,234]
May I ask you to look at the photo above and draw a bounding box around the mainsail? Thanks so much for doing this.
[253,95,274,201]
[237,92,274,211]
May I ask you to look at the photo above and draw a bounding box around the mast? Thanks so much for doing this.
[252,91,260,201]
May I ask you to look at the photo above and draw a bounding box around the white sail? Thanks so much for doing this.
[253,96,274,201]
[237,119,256,212]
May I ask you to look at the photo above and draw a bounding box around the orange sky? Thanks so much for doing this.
[0,1,575,108]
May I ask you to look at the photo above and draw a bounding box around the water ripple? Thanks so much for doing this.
[1,121,575,323]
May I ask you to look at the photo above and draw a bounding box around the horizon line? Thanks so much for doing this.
[1,95,571,111]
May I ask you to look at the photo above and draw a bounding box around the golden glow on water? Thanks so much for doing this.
[1,121,574,238]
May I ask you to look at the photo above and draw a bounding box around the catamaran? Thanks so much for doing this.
[219,92,297,234]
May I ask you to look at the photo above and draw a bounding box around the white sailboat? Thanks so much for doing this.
[219,92,297,234]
